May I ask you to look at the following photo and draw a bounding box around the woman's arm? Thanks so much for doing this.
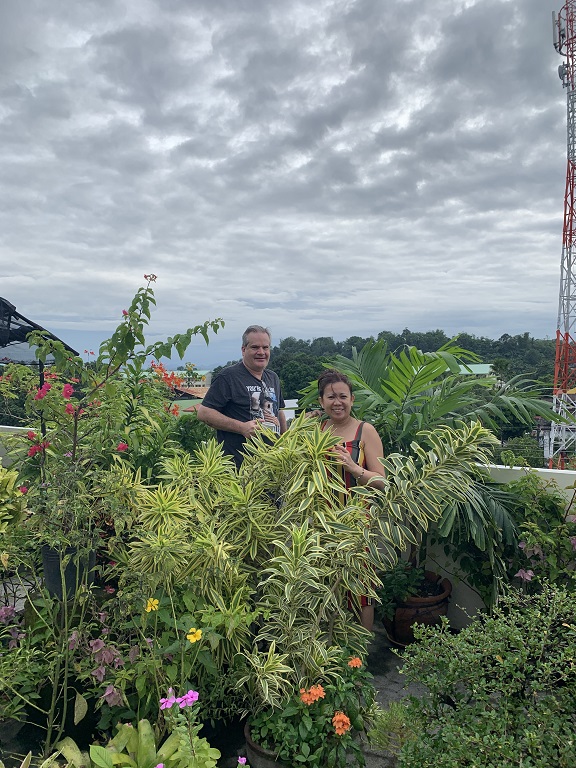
[332,422,385,489]
[356,423,386,488]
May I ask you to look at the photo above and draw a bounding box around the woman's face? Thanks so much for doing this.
[319,382,354,421]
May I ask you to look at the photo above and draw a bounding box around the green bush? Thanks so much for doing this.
[396,585,576,768]
[173,412,213,454]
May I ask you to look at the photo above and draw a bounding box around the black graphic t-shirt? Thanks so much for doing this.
[201,362,285,466]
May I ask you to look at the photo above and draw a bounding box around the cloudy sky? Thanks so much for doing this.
[0,0,570,367]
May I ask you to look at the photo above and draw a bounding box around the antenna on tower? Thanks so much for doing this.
[547,1,576,468]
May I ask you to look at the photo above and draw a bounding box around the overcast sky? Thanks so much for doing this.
[0,0,570,367]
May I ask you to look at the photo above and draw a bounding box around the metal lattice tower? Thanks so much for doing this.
[548,2,576,467]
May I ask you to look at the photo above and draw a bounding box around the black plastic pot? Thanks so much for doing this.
[41,545,96,600]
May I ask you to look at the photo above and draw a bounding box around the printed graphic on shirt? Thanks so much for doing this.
[247,384,280,434]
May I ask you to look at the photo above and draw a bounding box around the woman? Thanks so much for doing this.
[317,369,385,630]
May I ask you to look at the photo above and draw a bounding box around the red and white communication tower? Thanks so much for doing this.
[548,2,576,467]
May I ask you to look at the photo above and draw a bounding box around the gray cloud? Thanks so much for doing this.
[0,0,568,368]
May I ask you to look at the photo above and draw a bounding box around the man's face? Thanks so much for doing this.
[242,332,271,375]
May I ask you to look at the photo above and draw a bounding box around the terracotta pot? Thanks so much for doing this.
[244,723,286,768]
[384,571,452,645]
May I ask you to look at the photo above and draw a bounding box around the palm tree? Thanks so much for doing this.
[299,338,561,604]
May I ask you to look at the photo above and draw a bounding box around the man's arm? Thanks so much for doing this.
[279,410,287,434]
[197,404,259,438]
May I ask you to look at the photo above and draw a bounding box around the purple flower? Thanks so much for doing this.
[101,685,123,708]
[91,666,106,682]
[128,646,140,663]
[238,759,247,766]
[100,646,118,666]
[68,630,79,650]
[515,568,535,582]
[89,639,105,653]
[8,627,25,648]
[0,605,16,624]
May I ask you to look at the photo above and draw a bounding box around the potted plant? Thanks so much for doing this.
[244,652,374,768]
[375,562,452,645]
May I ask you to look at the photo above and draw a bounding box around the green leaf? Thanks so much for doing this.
[90,746,114,768]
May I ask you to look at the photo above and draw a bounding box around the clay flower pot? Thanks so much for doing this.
[244,723,286,768]
[384,571,452,645]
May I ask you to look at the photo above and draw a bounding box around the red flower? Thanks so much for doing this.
[122,310,129,317]
[34,383,52,400]
[18,486,28,494]
[65,402,76,415]
[62,384,74,399]
[116,442,129,452]
[27,431,36,441]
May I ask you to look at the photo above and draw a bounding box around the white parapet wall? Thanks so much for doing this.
[431,463,576,630]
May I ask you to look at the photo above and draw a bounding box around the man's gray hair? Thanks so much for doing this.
[242,325,271,347]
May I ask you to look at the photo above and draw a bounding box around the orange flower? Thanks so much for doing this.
[299,684,326,706]
[347,656,362,669]
[332,711,351,736]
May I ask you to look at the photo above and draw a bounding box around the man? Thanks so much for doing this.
[197,325,287,466]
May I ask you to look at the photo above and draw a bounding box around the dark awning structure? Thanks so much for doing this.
[0,296,78,363]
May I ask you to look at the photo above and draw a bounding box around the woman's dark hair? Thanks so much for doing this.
[317,369,353,397]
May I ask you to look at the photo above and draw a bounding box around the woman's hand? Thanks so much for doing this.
[330,443,361,476]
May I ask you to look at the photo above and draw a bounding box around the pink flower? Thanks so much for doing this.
[65,402,76,415]
[570,537,576,551]
[68,630,79,650]
[62,383,74,399]
[237,759,247,766]
[122,310,129,316]
[18,486,28,495]
[116,442,129,452]
[159,689,177,710]
[27,445,42,457]
[104,586,116,594]
[177,690,199,708]
[27,431,36,440]
[515,569,535,582]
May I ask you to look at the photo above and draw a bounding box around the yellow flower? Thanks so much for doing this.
[145,598,159,613]
[187,627,202,644]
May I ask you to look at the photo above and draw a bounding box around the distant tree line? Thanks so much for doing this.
[212,328,556,400]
